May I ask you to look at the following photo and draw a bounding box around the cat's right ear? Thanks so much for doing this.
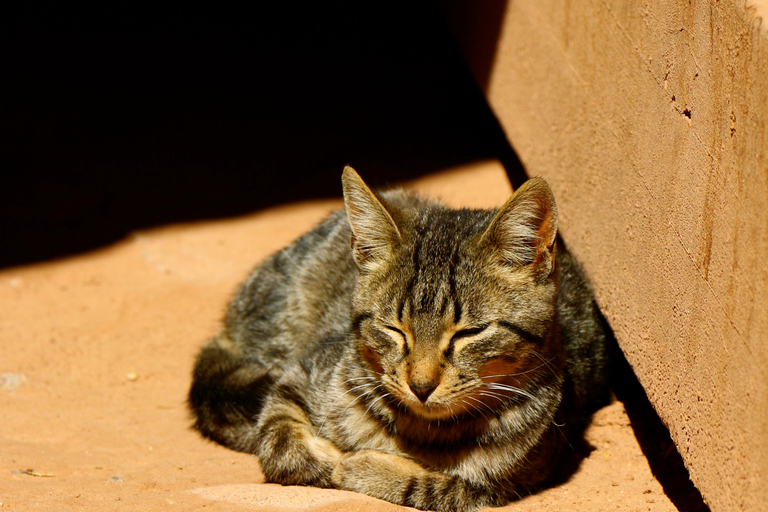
[480,177,558,275]
[342,166,402,272]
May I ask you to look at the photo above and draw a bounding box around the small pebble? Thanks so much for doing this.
[126,372,139,382]
[0,373,28,392]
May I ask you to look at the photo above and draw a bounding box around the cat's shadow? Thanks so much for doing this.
[547,434,597,488]
[541,323,710,512]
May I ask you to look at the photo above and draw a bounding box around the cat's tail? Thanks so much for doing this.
[188,336,275,453]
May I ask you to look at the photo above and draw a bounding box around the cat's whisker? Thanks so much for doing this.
[342,376,376,385]
[529,351,561,379]
[476,390,508,405]
[467,401,489,421]
[438,402,459,423]
[334,361,384,376]
[484,383,545,407]
[364,390,390,416]
[467,394,498,415]
[458,399,479,420]
[338,382,383,419]
[479,373,510,379]
[461,396,491,420]
[479,357,559,381]
[485,382,534,399]
[315,382,378,438]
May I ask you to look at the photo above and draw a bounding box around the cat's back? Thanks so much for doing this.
[224,209,356,359]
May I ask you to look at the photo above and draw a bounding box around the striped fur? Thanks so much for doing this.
[188,167,610,511]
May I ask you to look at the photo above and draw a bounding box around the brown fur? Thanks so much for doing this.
[188,167,610,511]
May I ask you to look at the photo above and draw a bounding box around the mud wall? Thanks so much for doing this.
[445,1,768,511]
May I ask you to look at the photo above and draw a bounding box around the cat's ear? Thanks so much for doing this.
[481,177,558,274]
[342,166,402,272]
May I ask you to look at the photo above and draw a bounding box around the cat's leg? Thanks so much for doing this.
[331,450,510,512]
[256,378,343,488]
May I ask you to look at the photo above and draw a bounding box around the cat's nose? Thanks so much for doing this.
[409,381,437,403]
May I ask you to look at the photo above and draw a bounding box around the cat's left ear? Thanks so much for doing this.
[342,166,402,272]
[481,177,558,274]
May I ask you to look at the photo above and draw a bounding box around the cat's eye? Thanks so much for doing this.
[383,325,406,341]
[450,325,488,342]
[445,325,488,358]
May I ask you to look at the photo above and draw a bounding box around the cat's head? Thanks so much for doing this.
[342,166,562,421]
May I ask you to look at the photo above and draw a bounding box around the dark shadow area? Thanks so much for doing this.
[1,2,523,269]
[437,0,529,190]
[548,434,597,490]
[438,0,509,93]
[609,336,711,512]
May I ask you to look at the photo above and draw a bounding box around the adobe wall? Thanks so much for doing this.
[445,2,768,511]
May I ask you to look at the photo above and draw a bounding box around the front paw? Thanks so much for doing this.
[332,450,422,498]
[332,450,376,490]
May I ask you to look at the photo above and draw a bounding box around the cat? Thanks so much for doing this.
[188,166,610,511]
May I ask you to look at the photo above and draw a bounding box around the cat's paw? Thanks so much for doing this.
[332,450,384,486]
[331,450,420,498]
[332,451,491,512]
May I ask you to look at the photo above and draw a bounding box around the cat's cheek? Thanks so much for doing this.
[358,345,385,375]
[478,357,523,382]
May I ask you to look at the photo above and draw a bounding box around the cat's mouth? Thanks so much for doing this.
[405,399,462,421]
[393,387,481,421]
[397,381,537,422]
[381,377,505,421]
[376,382,457,421]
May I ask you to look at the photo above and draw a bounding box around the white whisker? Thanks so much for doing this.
[477,390,508,405]
[480,357,558,380]
[461,397,490,420]
[529,351,560,378]
[362,386,389,416]
[485,383,542,406]
[315,381,376,438]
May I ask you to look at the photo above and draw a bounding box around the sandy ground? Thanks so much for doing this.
[1,162,678,511]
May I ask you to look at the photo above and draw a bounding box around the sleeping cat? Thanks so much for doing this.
[188,166,610,511]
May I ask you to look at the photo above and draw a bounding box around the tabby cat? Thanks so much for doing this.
[189,166,610,511]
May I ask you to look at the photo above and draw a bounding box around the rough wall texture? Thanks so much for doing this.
[446,1,768,511]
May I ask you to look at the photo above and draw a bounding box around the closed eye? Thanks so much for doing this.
[451,325,488,342]
[383,325,406,339]
[383,325,408,354]
[445,325,488,359]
